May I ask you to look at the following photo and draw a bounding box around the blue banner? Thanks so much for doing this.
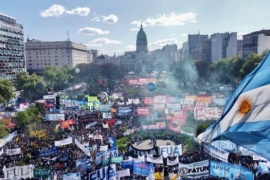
[116,106,134,116]
[59,151,69,162]
[109,136,117,148]
[211,140,237,153]
[76,158,92,173]
[95,152,104,165]
[88,164,116,180]
[132,162,154,177]
[63,172,81,180]
[210,160,253,180]
[121,160,133,169]
[38,147,58,157]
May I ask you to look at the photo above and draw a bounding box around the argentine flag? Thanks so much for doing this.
[197,52,270,161]
[109,136,117,148]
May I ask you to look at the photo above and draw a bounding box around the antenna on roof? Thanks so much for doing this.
[67,31,70,41]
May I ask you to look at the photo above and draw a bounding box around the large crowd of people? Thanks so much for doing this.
[0,86,269,180]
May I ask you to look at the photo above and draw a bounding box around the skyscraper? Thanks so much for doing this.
[0,13,25,80]
[242,30,270,59]
[210,32,237,62]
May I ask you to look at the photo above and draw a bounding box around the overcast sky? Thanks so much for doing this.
[1,0,270,56]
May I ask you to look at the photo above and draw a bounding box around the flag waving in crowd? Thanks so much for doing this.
[197,52,270,160]
[109,136,117,148]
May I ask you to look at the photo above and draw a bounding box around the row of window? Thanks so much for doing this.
[0,24,23,34]
[0,43,24,51]
[28,52,70,55]
[28,55,70,58]
[0,30,23,40]
[0,50,24,56]
[0,37,24,45]
[0,56,24,61]
[0,74,16,80]
[28,63,70,66]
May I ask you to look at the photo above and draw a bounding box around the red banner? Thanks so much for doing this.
[144,97,154,105]
[194,107,222,120]
[154,95,168,104]
[182,104,194,111]
[171,111,187,125]
[137,107,150,116]
[105,118,116,125]
[169,119,181,133]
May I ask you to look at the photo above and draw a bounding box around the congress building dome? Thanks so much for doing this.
[136,24,148,53]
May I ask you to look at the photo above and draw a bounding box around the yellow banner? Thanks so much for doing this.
[196,96,212,103]
[87,96,99,102]
[154,172,178,180]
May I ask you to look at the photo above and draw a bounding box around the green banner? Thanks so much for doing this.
[102,158,110,167]
[60,95,69,99]
[110,156,123,163]
[34,168,51,178]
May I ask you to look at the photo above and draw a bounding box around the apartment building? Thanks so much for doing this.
[211,32,237,62]
[242,30,270,59]
[25,39,91,72]
[0,13,25,80]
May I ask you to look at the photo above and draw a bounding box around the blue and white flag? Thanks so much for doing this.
[63,172,81,180]
[197,52,270,160]
[109,136,117,148]
[210,160,253,180]
[133,162,154,177]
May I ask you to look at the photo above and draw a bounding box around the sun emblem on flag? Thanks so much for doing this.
[237,95,253,117]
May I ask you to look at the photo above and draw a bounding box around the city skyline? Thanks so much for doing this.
[1,0,270,56]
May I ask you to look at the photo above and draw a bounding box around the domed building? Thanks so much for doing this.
[118,24,178,76]
[136,24,149,53]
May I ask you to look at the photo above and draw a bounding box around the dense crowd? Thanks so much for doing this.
[0,97,269,180]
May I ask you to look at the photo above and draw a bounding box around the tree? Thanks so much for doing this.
[0,122,9,137]
[240,53,263,79]
[194,60,212,89]
[0,80,14,106]
[75,63,102,94]
[14,111,31,128]
[211,56,244,84]
[15,72,46,102]
[43,66,75,91]
[27,103,46,123]
[14,72,29,91]
[100,63,125,94]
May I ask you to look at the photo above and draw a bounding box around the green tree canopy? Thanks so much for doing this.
[75,63,102,95]
[240,53,264,79]
[0,80,14,106]
[211,56,243,84]
[15,72,46,102]
[43,66,75,91]
[14,111,31,128]
[100,63,125,94]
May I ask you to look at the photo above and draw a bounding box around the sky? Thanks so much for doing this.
[1,0,270,56]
